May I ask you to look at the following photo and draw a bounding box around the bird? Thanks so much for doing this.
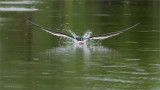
[25,18,139,45]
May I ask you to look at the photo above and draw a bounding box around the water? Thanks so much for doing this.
[0,0,160,90]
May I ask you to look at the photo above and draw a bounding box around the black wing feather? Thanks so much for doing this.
[25,18,74,40]
[89,23,139,40]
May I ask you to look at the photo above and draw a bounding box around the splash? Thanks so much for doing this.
[68,30,92,44]
[68,30,77,38]
[83,31,92,42]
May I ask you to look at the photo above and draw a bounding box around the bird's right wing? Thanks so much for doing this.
[89,23,139,40]
[25,18,75,40]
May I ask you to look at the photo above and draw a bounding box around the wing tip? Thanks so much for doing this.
[89,23,140,40]
[24,17,29,21]
[24,17,33,24]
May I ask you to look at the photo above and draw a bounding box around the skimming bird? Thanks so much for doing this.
[25,18,139,45]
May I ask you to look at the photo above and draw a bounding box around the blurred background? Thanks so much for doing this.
[0,0,160,90]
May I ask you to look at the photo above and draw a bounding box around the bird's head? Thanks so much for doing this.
[78,41,83,45]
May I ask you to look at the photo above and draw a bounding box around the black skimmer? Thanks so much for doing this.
[25,18,139,45]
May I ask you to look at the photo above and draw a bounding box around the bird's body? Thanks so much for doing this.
[75,37,84,41]
[25,18,139,45]
[75,37,86,45]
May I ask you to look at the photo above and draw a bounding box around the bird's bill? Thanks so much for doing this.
[78,41,83,45]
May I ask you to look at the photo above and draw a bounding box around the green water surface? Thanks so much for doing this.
[0,0,160,90]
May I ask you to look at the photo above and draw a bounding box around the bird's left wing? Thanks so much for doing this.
[25,18,74,40]
[89,23,139,40]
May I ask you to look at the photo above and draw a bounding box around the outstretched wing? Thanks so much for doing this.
[25,18,74,40]
[89,23,139,40]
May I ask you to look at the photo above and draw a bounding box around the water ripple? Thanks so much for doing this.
[125,59,140,61]
[101,65,126,68]
[84,77,135,83]
[0,1,40,4]
[94,14,109,16]
[0,7,38,11]
[0,17,6,21]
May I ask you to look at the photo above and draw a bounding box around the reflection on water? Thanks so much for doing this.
[45,43,116,60]
[42,42,160,89]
